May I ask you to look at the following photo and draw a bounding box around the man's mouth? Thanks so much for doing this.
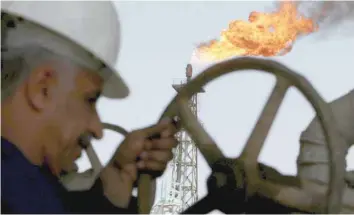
[76,138,86,158]
[76,135,93,158]
[78,138,86,149]
[78,135,90,149]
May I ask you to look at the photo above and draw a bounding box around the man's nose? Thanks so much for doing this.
[89,114,103,139]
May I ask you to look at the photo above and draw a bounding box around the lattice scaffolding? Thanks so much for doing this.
[151,64,205,214]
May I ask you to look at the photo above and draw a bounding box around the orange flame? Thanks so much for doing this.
[195,1,318,61]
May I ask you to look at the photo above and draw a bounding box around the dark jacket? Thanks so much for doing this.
[1,137,138,214]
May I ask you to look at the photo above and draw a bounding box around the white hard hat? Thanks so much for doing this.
[1,1,129,99]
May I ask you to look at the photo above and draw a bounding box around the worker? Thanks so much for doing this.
[298,88,354,213]
[1,1,177,213]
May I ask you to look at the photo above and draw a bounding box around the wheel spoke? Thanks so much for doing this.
[177,97,225,167]
[241,77,290,164]
[240,77,290,193]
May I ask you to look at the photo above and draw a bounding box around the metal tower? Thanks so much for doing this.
[151,64,205,214]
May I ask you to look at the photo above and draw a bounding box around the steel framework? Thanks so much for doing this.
[151,64,205,214]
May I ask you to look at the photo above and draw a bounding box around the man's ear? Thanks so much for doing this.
[25,65,58,111]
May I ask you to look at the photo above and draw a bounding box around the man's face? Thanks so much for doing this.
[33,63,104,174]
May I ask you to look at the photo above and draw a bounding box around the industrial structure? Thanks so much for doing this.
[150,64,205,214]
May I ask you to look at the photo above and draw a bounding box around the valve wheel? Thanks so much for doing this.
[154,57,345,213]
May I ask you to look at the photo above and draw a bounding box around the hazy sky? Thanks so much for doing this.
[76,1,354,213]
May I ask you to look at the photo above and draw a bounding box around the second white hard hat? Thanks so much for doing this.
[1,1,129,99]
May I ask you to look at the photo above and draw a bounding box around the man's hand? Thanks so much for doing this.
[100,118,178,208]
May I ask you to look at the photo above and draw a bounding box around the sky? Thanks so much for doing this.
[75,1,354,213]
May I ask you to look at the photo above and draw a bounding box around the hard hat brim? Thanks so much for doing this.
[102,69,130,99]
[2,9,130,99]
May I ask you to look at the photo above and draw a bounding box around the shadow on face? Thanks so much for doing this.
[59,67,106,167]
[57,68,105,172]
